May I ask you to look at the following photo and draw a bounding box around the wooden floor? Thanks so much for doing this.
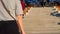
[23,7,60,34]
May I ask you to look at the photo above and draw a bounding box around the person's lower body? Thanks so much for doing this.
[43,2,46,7]
[40,2,44,7]
[0,20,20,34]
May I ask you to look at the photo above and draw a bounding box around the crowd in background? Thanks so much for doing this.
[22,0,60,7]
[20,0,60,18]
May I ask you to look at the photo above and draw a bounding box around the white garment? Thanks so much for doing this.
[0,0,23,21]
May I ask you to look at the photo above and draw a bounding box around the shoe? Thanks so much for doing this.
[56,13,60,17]
[58,22,60,25]
[50,11,58,16]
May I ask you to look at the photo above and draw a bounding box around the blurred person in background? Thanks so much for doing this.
[43,0,46,7]
[20,0,25,18]
[23,0,31,15]
[40,0,44,7]
[55,1,60,13]
[46,0,49,6]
